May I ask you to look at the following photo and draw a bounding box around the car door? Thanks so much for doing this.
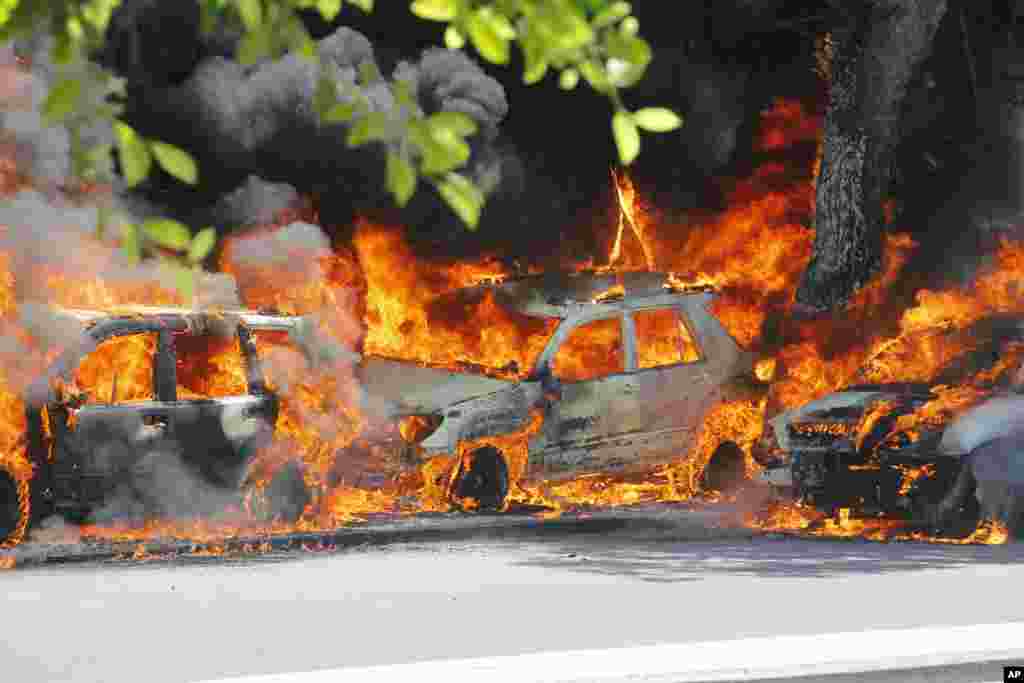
[165,322,273,490]
[624,305,711,465]
[530,314,641,477]
[49,328,177,513]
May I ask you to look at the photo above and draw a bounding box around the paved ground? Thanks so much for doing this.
[2,506,1022,683]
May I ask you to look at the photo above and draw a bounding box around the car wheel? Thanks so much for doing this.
[453,446,509,511]
[0,469,28,547]
[929,461,981,537]
[702,442,748,494]
[245,461,309,524]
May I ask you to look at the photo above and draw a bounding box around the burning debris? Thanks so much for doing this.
[2,14,1023,562]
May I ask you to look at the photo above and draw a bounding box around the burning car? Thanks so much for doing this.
[755,316,1024,536]
[0,305,338,546]
[354,270,767,509]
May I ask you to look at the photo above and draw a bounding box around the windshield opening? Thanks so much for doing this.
[364,287,559,380]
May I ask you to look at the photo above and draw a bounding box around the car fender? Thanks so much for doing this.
[451,385,533,446]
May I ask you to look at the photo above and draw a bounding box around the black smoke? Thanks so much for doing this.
[96,0,824,266]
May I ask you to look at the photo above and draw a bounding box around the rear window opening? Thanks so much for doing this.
[633,308,701,369]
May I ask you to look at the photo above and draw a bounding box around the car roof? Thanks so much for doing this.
[487,270,715,318]
[51,304,304,331]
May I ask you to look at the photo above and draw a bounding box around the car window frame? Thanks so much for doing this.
[626,304,706,374]
[540,312,631,384]
[167,323,256,403]
[62,327,167,406]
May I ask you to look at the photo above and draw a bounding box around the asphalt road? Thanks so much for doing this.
[2,508,1023,683]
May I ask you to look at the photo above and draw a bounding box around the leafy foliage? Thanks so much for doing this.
[0,0,680,298]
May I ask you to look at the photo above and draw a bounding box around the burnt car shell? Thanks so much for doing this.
[757,383,953,516]
[353,271,764,498]
[20,307,313,524]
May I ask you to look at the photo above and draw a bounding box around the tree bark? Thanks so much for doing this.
[796,0,947,312]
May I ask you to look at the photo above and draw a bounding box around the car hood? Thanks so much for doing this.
[769,386,932,451]
[358,357,515,415]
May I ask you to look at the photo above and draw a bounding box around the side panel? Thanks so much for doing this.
[53,402,177,513]
[165,396,269,489]
[531,373,646,478]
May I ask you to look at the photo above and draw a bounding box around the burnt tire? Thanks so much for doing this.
[259,460,310,524]
[454,446,509,511]
[702,442,747,494]
[928,461,981,537]
[0,470,26,546]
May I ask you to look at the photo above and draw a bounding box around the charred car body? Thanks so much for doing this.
[0,306,325,545]
[755,384,970,522]
[354,271,765,508]
[755,317,1024,536]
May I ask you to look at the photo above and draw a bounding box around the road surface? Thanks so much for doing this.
[2,507,1022,683]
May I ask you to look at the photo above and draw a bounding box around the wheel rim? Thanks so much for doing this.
[454,447,509,511]
[703,443,747,494]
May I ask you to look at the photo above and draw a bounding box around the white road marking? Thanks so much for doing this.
[201,622,1024,683]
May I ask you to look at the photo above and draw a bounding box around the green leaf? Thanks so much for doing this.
[436,173,484,229]
[81,143,113,181]
[604,31,651,67]
[234,0,262,30]
[409,121,462,175]
[237,26,271,64]
[66,15,84,40]
[386,150,417,207]
[419,117,472,173]
[42,77,82,125]
[409,0,455,21]
[633,107,682,133]
[559,68,579,90]
[575,0,607,15]
[620,15,638,36]
[521,36,548,84]
[314,0,342,20]
[314,71,339,118]
[484,8,517,40]
[120,222,141,264]
[81,0,119,34]
[188,227,218,264]
[578,60,610,94]
[359,60,382,85]
[592,1,629,29]
[149,141,199,184]
[323,101,356,123]
[0,0,20,29]
[200,0,227,35]
[296,32,318,60]
[427,111,478,137]
[538,0,593,53]
[173,265,195,303]
[349,0,374,12]
[612,110,639,165]
[466,8,509,64]
[346,111,390,146]
[444,24,465,49]
[113,121,152,187]
[142,218,193,251]
[393,79,415,110]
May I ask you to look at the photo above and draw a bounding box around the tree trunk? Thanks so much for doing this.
[796,0,947,312]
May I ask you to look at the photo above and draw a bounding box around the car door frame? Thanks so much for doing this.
[620,301,714,466]
[527,307,642,477]
[44,318,179,513]
[162,318,275,490]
